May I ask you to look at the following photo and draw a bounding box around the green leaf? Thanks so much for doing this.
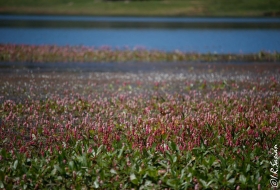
[94,179,99,188]
[180,168,186,180]
[226,170,233,180]
[143,180,152,187]
[69,161,75,170]
[51,168,57,176]
[165,151,173,164]
[200,179,213,188]
[77,154,87,167]
[3,138,8,144]
[56,176,63,181]
[228,178,235,184]
[172,155,177,163]
[146,168,157,178]
[0,181,4,189]
[96,145,103,156]
[1,148,7,158]
[170,141,177,152]
[13,160,18,170]
[130,173,139,185]
[110,168,117,174]
[54,164,63,174]
[118,145,124,159]
[162,133,167,140]
[246,164,250,173]
[166,179,178,188]
[31,134,36,140]
[0,171,4,181]
[239,174,246,184]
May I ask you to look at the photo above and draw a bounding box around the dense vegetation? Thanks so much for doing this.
[1,44,279,63]
[0,60,279,189]
[0,0,279,17]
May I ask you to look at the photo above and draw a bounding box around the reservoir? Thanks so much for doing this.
[0,15,280,53]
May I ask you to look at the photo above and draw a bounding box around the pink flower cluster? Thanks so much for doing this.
[1,86,279,157]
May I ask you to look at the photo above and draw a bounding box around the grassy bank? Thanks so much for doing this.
[0,0,280,17]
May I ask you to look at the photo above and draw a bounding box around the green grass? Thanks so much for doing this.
[0,0,279,17]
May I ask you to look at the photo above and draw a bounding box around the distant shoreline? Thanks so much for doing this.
[0,44,279,63]
[0,0,280,17]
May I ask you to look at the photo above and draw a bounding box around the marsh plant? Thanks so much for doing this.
[0,57,280,189]
[0,44,279,63]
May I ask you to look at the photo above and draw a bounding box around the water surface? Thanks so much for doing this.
[0,15,280,53]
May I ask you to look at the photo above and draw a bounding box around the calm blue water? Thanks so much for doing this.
[2,15,280,23]
[1,15,280,53]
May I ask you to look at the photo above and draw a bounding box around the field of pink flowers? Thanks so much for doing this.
[0,60,279,189]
